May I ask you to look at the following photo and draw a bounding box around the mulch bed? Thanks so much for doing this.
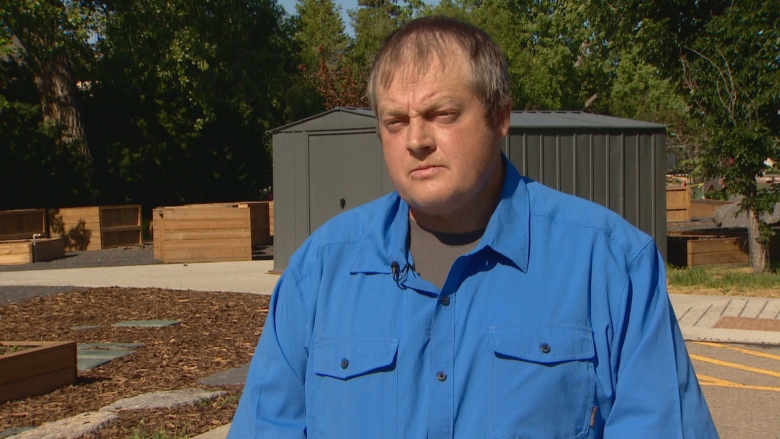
[0,287,270,438]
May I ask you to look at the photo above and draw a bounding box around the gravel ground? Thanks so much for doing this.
[0,243,160,273]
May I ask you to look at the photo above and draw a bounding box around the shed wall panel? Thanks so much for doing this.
[608,133,624,216]
[308,133,385,233]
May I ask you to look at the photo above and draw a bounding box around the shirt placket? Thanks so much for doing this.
[428,266,460,439]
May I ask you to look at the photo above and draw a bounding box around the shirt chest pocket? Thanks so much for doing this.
[489,326,596,439]
[312,339,398,438]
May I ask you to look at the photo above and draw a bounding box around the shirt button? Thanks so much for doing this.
[436,371,447,382]
[341,358,349,369]
[440,296,450,306]
[540,343,551,354]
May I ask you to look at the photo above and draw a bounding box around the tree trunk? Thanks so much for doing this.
[747,207,768,273]
[31,47,91,164]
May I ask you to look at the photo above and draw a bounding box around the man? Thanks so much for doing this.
[229,16,718,438]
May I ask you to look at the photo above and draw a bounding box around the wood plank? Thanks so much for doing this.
[666,186,690,209]
[163,229,251,240]
[160,237,250,250]
[101,225,142,233]
[160,219,251,230]
[689,199,731,218]
[689,251,749,266]
[0,254,31,265]
[0,242,31,256]
[161,248,251,263]
[163,208,250,221]
[0,368,77,404]
[688,237,747,255]
[0,342,76,384]
[667,209,689,222]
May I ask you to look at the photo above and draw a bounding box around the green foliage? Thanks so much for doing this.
[82,0,299,209]
[0,57,92,208]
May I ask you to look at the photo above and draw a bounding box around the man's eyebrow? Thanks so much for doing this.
[379,97,459,118]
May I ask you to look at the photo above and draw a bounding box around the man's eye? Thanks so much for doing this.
[385,119,406,131]
[435,111,458,122]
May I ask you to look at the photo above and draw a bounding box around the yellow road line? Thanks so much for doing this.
[697,374,780,392]
[689,354,780,378]
[694,341,780,362]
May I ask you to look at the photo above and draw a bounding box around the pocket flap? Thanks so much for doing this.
[490,326,594,364]
[313,339,398,380]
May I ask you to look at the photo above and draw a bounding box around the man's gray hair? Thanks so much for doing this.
[367,16,511,127]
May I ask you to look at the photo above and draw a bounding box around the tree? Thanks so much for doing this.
[348,0,423,80]
[293,0,361,110]
[0,0,97,166]
[589,0,780,272]
[85,0,300,208]
[683,1,780,272]
[295,0,350,71]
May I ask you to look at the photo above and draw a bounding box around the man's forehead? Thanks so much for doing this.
[378,43,470,93]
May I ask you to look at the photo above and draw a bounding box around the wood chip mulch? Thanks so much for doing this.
[0,287,270,438]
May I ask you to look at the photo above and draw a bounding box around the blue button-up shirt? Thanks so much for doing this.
[229,161,718,438]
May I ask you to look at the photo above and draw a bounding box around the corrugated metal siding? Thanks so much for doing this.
[505,129,667,257]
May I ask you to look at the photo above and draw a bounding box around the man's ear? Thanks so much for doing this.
[496,102,512,137]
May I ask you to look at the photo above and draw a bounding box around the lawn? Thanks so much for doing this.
[667,265,780,298]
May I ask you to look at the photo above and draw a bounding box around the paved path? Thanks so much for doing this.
[0,260,278,294]
[670,294,780,344]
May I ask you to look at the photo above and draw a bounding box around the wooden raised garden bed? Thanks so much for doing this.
[0,341,77,404]
[153,201,271,264]
[688,199,732,219]
[666,186,690,222]
[0,208,48,241]
[49,205,142,251]
[667,231,749,267]
[0,237,64,265]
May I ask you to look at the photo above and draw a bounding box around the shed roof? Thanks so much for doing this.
[271,107,666,133]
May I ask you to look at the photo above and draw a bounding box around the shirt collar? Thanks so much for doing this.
[351,194,411,275]
[350,157,531,274]
[477,158,530,273]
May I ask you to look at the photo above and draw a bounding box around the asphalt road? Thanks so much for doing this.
[688,341,780,438]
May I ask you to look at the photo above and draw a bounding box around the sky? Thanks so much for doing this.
[277,0,362,36]
[277,0,441,36]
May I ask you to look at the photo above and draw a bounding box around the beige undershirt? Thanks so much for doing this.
[409,219,485,289]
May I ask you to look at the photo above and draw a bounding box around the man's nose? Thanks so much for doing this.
[406,117,434,156]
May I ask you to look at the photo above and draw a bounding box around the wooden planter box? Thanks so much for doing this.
[49,205,142,251]
[666,186,690,222]
[0,238,64,265]
[0,341,77,404]
[153,201,271,264]
[667,231,749,267]
[0,209,48,241]
[689,199,732,219]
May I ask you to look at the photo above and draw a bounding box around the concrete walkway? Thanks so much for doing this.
[2,261,780,439]
[0,260,279,294]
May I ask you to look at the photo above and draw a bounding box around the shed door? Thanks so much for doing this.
[308,133,391,233]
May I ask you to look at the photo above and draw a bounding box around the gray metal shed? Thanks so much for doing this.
[271,108,667,271]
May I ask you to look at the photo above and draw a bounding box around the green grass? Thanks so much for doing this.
[667,265,780,292]
[129,424,190,439]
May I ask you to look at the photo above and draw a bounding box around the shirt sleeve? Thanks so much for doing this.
[227,269,312,439]
[605,240,719,438]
